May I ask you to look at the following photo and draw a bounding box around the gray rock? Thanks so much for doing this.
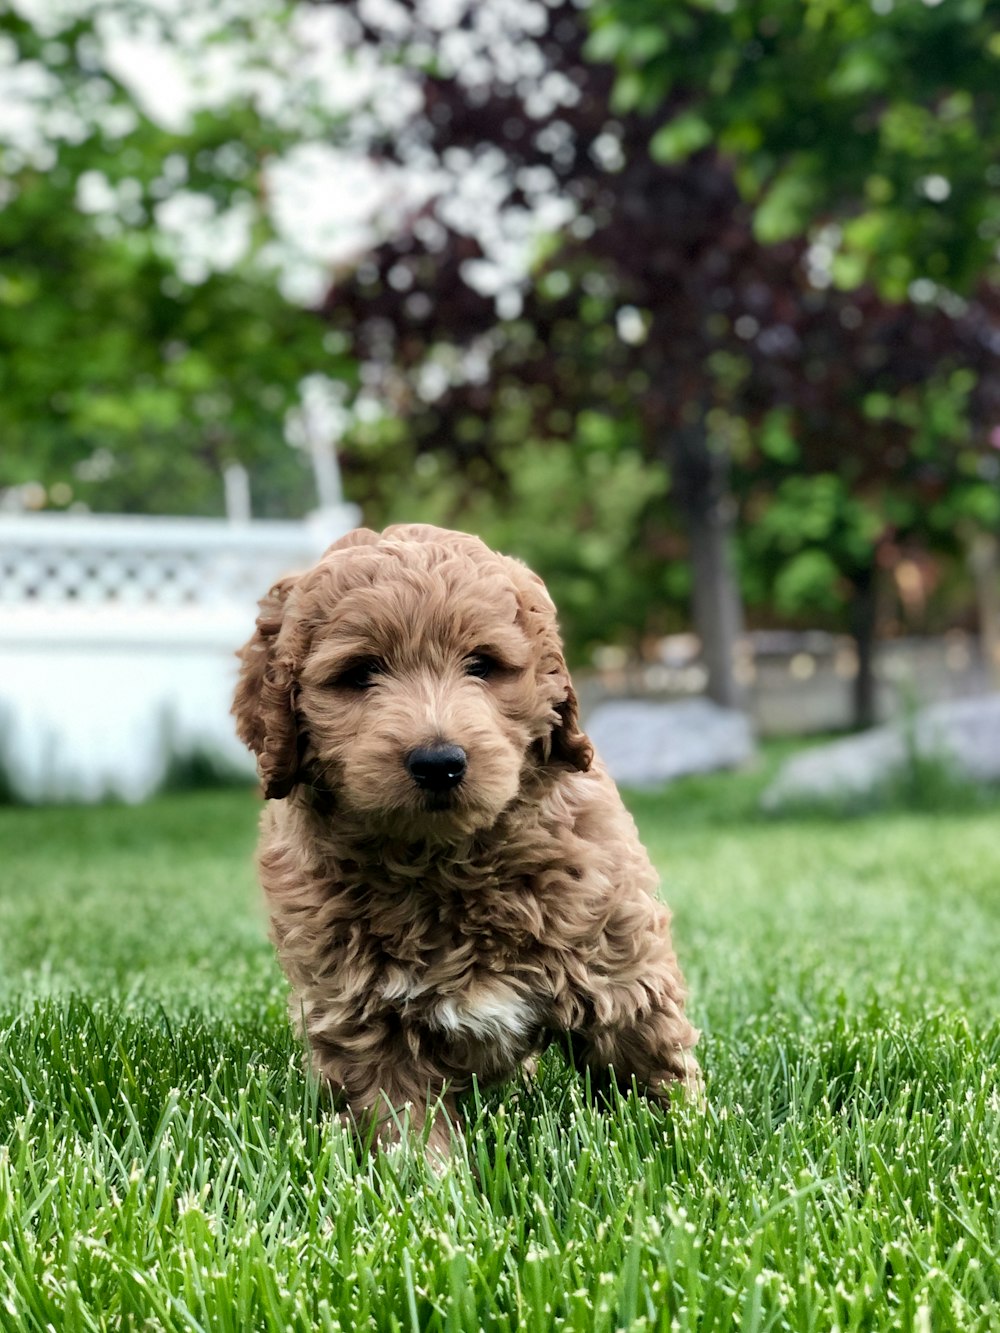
[762,694,1000,809]
[586,698,756,789]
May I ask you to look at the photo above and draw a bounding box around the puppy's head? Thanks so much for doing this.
[232,524,592,837]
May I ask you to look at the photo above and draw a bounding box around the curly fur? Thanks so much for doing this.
[233,524,700,1155]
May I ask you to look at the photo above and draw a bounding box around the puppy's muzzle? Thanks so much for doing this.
[406,744,467,793]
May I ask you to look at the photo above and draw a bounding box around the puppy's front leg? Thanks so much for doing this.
[562,900,701,1105]
[351,1077,459,1159]
[308,1020,458,1157]
[569,999,702,1106]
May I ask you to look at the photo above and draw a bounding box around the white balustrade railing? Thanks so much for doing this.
[0,505,359,801]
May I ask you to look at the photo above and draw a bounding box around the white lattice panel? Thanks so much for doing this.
[0,506,360,800]
[0,511,358,612]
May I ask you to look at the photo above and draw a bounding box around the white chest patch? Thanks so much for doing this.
[381,973,536,1053]
[432,984,536,1047]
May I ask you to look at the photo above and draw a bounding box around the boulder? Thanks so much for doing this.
[585,698,756,789]
[762,694,1000,809]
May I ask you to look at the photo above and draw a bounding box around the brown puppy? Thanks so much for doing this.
[233,524,699,1156]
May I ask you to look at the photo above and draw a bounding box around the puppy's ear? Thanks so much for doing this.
[508,560,593,773]
[550,679,593,771]
[233,575,303,799]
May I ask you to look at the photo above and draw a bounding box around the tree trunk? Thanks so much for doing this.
[848,563,879,730]
[669,420,746,710]
[968,532,1000,685]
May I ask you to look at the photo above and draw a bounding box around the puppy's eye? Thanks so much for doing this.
[464,653,499,680]
[332,659,383,690]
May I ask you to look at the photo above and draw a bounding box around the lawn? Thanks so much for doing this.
[1,767,998,1332]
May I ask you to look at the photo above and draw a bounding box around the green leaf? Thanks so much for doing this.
[827,47,890,97]
[753,164,825,244]
[650,111,713,163]
[774,548,842,614]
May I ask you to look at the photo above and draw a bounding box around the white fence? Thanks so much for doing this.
[0,505,359,802]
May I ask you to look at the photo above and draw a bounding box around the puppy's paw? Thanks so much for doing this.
[649,1053,706,1113]
[678,1058,707,1112]
[519,1054,539,1081]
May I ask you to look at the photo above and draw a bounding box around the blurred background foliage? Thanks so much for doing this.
[0,1,349,517]
[3,0,1000,723]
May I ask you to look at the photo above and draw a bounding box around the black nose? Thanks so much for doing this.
[405,744,467,792]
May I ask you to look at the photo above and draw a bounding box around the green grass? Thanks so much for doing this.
[1,769,999,1332]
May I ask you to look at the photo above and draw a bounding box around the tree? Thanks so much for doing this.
[321,0,1000,720]
[322,0,780,698]
[0,1,353,517]
[589,0,1000,296]
[725,270,1000,725]
[590,0,1000,714]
